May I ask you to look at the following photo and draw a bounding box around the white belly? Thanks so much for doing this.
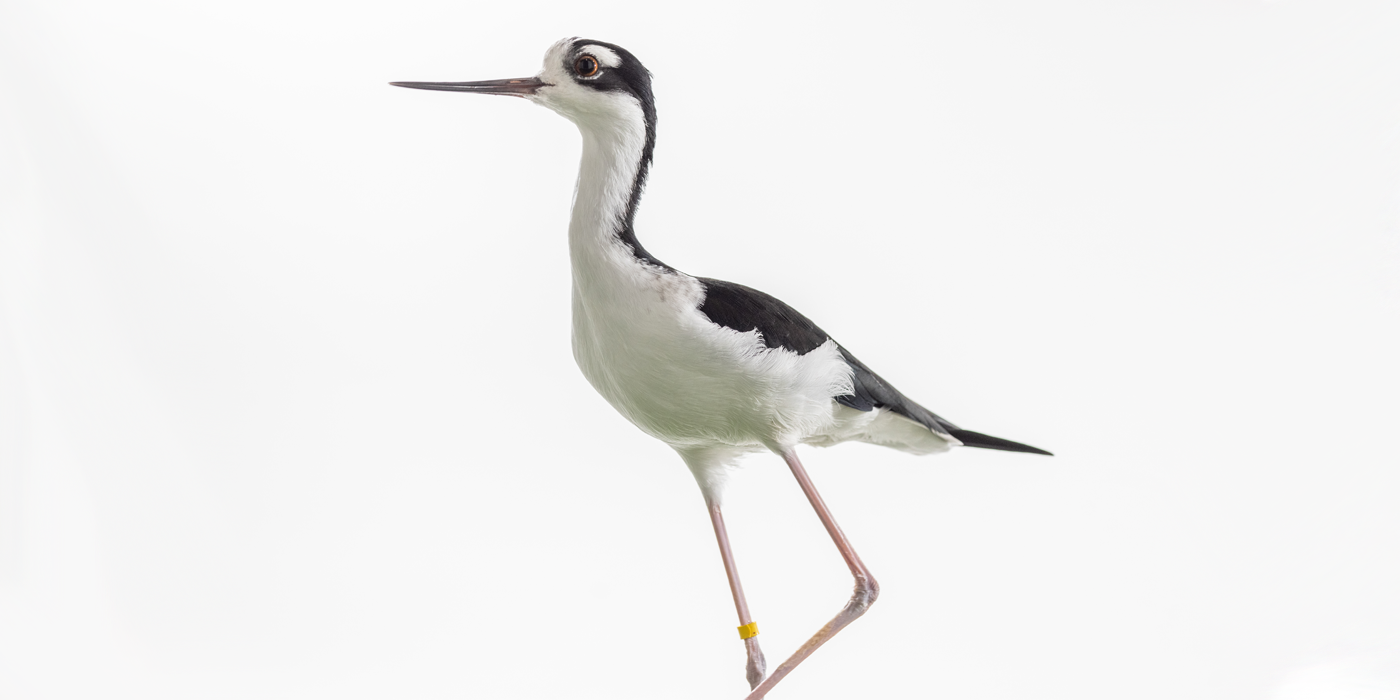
[569,269,853,451]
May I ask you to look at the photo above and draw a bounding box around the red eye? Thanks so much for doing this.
[574,55,599,77]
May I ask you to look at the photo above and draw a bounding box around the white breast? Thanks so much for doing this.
[555,82,873,493]
[569,240,853,452]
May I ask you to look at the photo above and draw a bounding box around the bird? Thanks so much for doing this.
[392,37,1050,699]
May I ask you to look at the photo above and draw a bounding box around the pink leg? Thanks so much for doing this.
[706,497,768,690]
[744,449,879,700]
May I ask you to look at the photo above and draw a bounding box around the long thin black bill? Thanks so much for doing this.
[389,77,545,97]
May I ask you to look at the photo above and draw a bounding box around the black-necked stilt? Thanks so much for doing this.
[393,37,1050,699]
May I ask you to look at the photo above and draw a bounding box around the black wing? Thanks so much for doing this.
[697,278,1053,456]
[837,347,1053,455]
[697,278,830,354]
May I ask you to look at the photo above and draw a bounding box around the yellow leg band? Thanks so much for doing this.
[737,622,759,640]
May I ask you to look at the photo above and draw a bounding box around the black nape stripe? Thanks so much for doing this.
[568,38,670,271]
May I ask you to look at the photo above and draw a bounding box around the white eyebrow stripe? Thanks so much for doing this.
[580,45,621,68]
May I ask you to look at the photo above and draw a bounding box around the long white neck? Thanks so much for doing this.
[567,117,659,293]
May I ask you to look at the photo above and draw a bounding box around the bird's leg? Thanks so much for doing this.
[743,449,879,700]
[706,496,768,691]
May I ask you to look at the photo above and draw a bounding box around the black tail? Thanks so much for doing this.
[835,346,1053,457]
[947,429,1053,456]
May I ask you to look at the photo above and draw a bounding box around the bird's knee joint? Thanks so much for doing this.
[850,574,880,612]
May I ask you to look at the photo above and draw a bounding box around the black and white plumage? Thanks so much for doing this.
[698,276,1051,456]
[394,37,1049,699]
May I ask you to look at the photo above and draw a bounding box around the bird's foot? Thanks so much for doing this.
[744,637,767,692]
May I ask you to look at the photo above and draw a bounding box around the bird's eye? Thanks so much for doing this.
[574,55,600,77]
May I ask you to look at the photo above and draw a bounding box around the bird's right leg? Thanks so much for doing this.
[705,496,768,692]
[743,448,879,700]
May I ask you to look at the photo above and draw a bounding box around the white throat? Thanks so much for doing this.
[569,117,646,256]
[564,99,669,299]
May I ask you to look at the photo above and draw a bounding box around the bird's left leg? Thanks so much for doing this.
[705,496,768,691]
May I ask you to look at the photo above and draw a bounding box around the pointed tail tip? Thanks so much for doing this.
[948,429,1053,456]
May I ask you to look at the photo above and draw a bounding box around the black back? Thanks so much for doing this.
[697,279,830,354]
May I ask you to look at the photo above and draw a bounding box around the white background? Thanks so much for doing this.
[2,1,1398,698]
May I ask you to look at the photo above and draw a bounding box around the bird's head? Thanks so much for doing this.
[392,37,655,137]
